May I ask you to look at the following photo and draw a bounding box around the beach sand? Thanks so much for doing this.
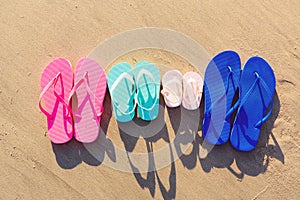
[0,0,299,199]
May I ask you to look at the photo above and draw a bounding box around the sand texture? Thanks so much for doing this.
[0,0,299,199]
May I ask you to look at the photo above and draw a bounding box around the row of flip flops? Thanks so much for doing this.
[39,59,201,143]
[39,50,276,152]
[38,59,202,142]
[107,62,203,122]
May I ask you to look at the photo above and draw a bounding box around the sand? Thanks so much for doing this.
[0,0,299,199]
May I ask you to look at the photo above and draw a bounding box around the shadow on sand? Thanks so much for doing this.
[51,89,113,169]
[52,89,283,199]
[170,91,283,179]
[118,95,176,200]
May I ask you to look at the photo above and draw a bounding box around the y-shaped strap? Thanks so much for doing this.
[39,72,73,119]
[68,72,104,120]
[110,72,137,115]
[135,69,159,111]
[226,72,274,128]
[253,73,274,127]
[205,66,239,117]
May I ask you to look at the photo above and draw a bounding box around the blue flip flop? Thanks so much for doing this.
[202,51,241,145]
[133,61,161,121]
[107,62,136,122]
[228,57,276,151]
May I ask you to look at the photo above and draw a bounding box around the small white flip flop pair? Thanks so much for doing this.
[161,70,203,110]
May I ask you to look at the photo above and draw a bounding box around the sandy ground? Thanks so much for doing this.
[0,0,300,199]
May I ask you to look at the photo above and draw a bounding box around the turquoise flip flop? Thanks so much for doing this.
[107,62,136,122]
[228,56,276,151]
[133,61,161,121]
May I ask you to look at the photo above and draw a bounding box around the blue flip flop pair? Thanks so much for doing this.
[203,51,276,151]
[107,61,160,122]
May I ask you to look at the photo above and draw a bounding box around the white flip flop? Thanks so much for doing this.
[161,70,183,108]
[182,72,203,110]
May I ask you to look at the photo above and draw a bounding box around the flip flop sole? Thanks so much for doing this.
[162,70,183,108]
[182,71,203,110]
[107,62,135,122]
[40,58,73,144]
[73,58,107,143]
[203,51,241,145]
[134,61,161,121]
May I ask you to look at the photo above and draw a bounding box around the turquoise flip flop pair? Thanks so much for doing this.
[107,61,161,122]
[203,51,276,152]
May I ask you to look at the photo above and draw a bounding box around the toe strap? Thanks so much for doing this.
[226,72,274,128]
[39,72,72,119]
[69,72,104,120]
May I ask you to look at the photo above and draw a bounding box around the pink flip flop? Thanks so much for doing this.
[39,58,74,144]
[69,58,107,143]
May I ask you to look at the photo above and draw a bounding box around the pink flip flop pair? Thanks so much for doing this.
[39,58,107,144]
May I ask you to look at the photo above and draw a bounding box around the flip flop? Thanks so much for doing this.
[202,51,241,145]
[133,61,161,121]
[182,72,203,110]
[69,58,107,143]
[228,57,276,151]
[107,62,136,122]
[161,70,183,108]
[39,58,73,144]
